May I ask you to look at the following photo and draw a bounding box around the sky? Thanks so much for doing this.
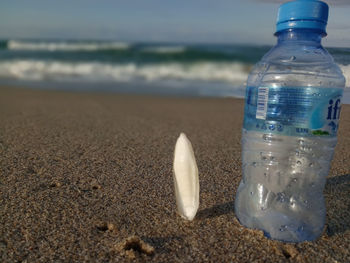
[0,0,349,47]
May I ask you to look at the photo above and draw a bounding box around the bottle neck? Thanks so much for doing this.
[276,29,323,46]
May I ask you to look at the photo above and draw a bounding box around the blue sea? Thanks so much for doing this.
[0,39,349,101]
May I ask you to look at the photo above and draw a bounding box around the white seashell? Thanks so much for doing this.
[173,133,199,221]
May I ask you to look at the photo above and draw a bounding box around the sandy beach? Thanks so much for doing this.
[0,86,349,262]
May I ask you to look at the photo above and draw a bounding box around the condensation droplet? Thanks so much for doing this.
[309,163,314,167]
[296,160,302,166]
[292,178,298,183]
[279,225,287,232]
[298,139,304,145]
[290,56,296,61]
[250,191,254,195]
[311,183,315,188]
[277,192,286,203]
[252,162,257,167]
[295,151,300,156]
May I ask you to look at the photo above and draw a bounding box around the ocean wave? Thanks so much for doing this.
[7,40,130,52]
[1,59,347,91]
[3,41,269,64]
[0,60,249,85]
[140,46,187,54]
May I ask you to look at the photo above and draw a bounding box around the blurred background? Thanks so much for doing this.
[0,0,349,98]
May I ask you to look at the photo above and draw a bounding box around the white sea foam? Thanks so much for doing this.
[140,46,186,54]
[1,59,347,101]
[0,60,249,85]
[7,40,129,51]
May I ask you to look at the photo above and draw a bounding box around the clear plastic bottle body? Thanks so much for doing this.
[235,29,346,242]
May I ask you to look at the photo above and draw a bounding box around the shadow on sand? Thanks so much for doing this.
[325,174,350,236]
[196,201,235,220]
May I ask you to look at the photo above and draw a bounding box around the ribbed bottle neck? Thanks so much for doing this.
[276,29,323,46]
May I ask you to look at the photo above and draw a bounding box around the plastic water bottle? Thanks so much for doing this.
[235,0,346,242]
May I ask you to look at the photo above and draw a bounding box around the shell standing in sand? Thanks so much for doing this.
[173,133,199,221]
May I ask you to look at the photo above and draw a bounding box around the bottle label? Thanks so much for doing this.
[243,86,344,137]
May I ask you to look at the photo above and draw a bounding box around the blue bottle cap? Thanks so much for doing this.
[276,0,329,35]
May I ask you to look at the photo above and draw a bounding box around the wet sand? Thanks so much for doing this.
[0,86,349,262]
